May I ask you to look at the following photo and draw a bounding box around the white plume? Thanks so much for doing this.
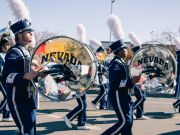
[173,37,180,50]
[7,0,31,21]
[89,38,102,51]
[89,39,102,48]
[107,14,124,40]
[128,32,142,46]
[76,23,86,43]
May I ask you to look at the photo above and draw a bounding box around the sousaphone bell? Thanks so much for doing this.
[31,36,97,101]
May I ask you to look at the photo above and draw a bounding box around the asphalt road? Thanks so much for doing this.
[0,92,180,135]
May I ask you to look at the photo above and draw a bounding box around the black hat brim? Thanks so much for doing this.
[22,28,34,33]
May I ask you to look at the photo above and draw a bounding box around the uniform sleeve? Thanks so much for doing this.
[2,49,28,87]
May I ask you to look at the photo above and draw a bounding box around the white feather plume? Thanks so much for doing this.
[76,23,86,43]
[7,0,31,21]
[89,38,102,51]
[107,14,124,40]
[89,39,102,48]
[128,32,142,46]
[173,37,180,50]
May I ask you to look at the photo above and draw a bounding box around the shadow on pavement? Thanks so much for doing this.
[145,93,173,98]
[0,130,17,135]
[87,113,117,125]
[176,123,180,125]
[37,120,79,134]
[88,118,117,125]
[37,108,70,114]
[88,113,116,119]
[158,130,180,135]
[0,124,15,128]
[145,112,174,119]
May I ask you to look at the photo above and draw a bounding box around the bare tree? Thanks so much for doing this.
[34,31,58,46]
[148,29,179,45]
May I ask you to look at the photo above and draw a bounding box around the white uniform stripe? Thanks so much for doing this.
[174,100,180,107]
[0,99,7,110]
[12,87,24,134]
[133,87,144,109]
[111,90,126,135]
[0,82,6,95]
[69,96,84,121]
[0,82,7,110]
[95,84,106,104]
[6,73,18,84]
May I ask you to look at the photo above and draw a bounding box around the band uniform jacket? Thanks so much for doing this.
[97,62,107,85]
[2,43,36,109]
[109,56,133,94]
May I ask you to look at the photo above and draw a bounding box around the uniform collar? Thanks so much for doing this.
[17,42,29,49]
[114,56,126,63]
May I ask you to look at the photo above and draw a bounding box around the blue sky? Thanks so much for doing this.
[1,0,180,43]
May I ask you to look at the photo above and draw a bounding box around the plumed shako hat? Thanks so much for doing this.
[10,19,33,35]
[108,39,127,54]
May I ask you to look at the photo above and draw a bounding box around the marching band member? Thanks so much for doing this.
[91,45,108,110]
[101,14,140,135]
[172,37,180,113]
[129,32,149,119]
[2,19,38,135]
[63,23,92,130]
[101,40,140,135]
[63,93,89,129]
[133,79,148,119]
[0,30,15,122]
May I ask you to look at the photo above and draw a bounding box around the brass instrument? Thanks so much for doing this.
[31,36,97,101]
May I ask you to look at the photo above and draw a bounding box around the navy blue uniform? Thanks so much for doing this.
[92,62,107,109]
[101,56,133,135]
[66,94,87,126]
[2,43,36,135]
[0,53,11,118]
[133,85,146,118]
[173,51,180,112]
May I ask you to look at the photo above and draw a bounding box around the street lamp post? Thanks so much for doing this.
[151,30,154,43]
[109,0,115,45]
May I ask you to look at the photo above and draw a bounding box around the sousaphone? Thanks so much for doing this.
[31,36,97,101]
[129,45,177,94]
